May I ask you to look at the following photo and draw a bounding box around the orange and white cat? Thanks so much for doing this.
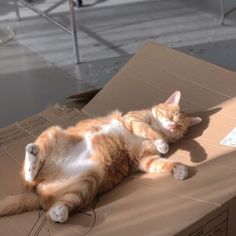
[0,91,201,223]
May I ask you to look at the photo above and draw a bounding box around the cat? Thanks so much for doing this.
[0,91,201,223]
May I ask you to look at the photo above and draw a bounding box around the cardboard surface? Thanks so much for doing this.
[1,43,236,235]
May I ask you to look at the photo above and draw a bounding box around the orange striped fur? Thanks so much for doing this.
[0,91,201,223]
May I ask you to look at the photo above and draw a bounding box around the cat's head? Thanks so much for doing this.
[152,91,202,139]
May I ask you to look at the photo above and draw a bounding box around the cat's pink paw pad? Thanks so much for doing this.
[154,139,169,154]
[47,205,69,223]
[26,143,39,156]
[173,164,188,180]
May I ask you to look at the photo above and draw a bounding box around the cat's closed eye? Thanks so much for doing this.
[173,111,180,118]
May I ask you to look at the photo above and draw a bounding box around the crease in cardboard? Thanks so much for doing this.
[177,193,221,208]
[27,210,47,236]
[78,208,97,236]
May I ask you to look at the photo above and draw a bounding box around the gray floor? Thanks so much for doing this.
[0,0,236,127]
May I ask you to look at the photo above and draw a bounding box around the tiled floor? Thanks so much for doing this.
[0,0,236,127]
[0,41,80,127]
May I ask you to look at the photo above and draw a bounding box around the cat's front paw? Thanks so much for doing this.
[47,204,69,223]
[173,164,188,180]
[26,143,39,156]
[154,139,169,154]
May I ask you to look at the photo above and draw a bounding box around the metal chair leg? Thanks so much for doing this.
[78,0,83,7]
[69,0,80,64]
[14,0,21,21]
[15,0,81,63]
[219,0,225,25]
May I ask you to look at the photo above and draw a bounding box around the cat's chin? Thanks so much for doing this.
[164,128,175,134]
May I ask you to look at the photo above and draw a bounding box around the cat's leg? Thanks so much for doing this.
[47,190,94,223]
[140,141,188,180]
[125,117,170,155]
[24,143,41,182]
[126,120,161,141]
[43,170,102,223]
[47,190,91,223]
[139,155,188,180]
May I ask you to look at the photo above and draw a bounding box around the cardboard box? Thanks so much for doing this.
[1,43,236,235]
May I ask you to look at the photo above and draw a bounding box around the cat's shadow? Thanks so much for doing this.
[165,107,222,163]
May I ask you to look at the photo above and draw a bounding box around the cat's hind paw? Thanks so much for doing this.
[154,139,169,154]
[26,143,39,156]
[24,143,40,182]
[173,164,188,180]
[47,205,69,223]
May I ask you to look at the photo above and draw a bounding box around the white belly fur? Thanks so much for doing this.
[61,136,96,177]
[61,119,140,177]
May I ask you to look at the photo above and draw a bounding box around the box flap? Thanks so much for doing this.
[83,43,236,117]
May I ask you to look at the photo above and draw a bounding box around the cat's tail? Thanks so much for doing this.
[0,192,40,216]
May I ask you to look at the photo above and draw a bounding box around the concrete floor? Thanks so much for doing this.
[0,0,236,127]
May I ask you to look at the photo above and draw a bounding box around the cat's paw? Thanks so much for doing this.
[173,164,188,180]
[154,139,169,154]
[24,143,40,182]
[47,205,69,223]
[26,143,39,156]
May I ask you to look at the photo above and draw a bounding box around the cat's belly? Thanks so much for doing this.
[61,137,97,177]
[61,119,141,177]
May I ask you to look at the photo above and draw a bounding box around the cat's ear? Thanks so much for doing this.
[188,117,202,127]
[165,91,181,105]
